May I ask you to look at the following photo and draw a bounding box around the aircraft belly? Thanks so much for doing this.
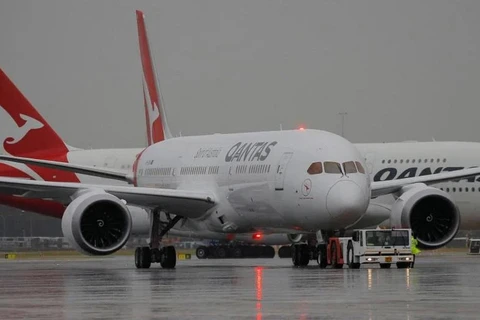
[227,182,285,228]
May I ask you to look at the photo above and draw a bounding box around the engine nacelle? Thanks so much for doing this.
[390,183,460,250]
[61,190,133,255]
[128,206,150,235]
[287,234,304,244]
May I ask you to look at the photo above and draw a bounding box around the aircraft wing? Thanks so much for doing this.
[0,155,132,183]
[371,166,480,198]
[0,177,215,219]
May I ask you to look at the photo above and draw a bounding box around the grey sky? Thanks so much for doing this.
[1,0,479,149]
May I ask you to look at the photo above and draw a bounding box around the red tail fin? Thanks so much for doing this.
[136,10,172,145]
[0,68,79,183]
[0,69,69,158]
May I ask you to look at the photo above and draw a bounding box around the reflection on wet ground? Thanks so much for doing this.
[0,254,479,319]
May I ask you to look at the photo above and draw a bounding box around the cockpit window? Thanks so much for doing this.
[307,162,323,175]
[343,161,357,174]
[355,161,365,174]
[324,162,343,174]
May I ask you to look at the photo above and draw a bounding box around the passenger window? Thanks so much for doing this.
[324,162,343,174]
[343,161,357,174]
[307,162,323,175]
[355,162,365,174]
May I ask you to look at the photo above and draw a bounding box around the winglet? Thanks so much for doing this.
[136,10,173,145]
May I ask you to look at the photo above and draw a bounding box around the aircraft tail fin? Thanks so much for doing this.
[136,10,173,145]
[0,68,71,158]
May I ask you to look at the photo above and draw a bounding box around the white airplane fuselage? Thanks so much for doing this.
[134,129,370,233]
[357,141,480,229]
[57,140,480,243]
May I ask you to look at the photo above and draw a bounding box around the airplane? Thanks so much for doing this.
[2,10,480,270]
[0,67,288,250]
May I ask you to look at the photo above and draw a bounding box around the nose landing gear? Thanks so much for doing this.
[290,230,340,268]
[135,209,183,269]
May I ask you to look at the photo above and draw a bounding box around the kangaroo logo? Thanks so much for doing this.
[3,112,44,146]
[0,104,45,180]
[142,78,162,145]
[0,104,45,151]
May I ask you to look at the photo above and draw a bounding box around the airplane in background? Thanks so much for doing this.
[2,10,480,270]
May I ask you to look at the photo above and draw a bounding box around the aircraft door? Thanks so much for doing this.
[365,152,375,175]
[275,152,293,191]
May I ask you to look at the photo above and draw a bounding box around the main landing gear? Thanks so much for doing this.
[135,209,183,269]
[291,230,339,268]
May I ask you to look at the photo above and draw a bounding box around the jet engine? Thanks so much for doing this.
[390,183,460,250]
[287,234,303,244]
[61,190,133,255]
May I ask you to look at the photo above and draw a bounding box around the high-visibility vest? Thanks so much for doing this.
[411,237,421,254]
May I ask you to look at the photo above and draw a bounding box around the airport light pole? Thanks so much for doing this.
[338,112,347,137]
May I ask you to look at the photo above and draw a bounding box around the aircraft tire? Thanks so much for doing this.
[196,246,209,259]
[160,246,176,269]
[216,246,227,259]
[264,246,275,258]
[253,246,263,258]
[278,246,292,258]
[292,244,309,267]
[135,246,151,269]
[292,245,300,266]
[232,247,243,258]
[317,244,327,269]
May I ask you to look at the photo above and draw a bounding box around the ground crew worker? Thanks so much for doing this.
[411,235,421,267]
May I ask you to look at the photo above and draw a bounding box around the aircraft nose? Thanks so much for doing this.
[326,180,367,222]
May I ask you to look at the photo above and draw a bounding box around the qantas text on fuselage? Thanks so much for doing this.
[374,166,480,182]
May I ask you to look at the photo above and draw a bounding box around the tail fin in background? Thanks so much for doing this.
[0,68,70,158]
[0,68,80,184]
[136,10,173,145]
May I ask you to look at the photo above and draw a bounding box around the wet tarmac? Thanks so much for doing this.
[0,253,479,319]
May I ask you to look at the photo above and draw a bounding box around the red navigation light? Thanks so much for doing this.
[298,125,306,131]
[252,233,263,240]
